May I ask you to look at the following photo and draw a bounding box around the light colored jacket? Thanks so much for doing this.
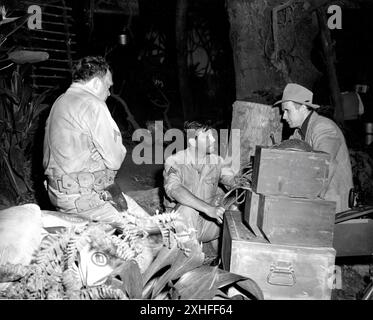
[163,148,236,206]
[43,83,126,177]
[292,112,353,213]
[163,148,236,242]
[43,83,127,213]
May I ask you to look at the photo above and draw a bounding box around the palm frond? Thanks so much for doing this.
[112,260,143,299]
[173,265,220,299]
[150,241,204,299]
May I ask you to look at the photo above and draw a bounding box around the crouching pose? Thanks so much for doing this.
[163,121,238,256]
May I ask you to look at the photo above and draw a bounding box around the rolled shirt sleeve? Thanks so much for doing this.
[163,156,183,201]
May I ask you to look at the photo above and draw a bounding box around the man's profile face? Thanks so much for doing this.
[97,71,113,101]
[282,101,305,128]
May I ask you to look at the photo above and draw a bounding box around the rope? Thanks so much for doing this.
[221,161,253,209]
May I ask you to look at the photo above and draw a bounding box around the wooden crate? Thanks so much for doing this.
[252,146,330,198]
[244,190,336,247]
[222,211,336,300]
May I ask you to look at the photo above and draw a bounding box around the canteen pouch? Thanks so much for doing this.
[61,175,79,194]
[75,194,102,213]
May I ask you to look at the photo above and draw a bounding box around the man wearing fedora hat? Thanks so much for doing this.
[274,83,353,213]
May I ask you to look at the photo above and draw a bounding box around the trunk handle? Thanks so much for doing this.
[267,261,296,287]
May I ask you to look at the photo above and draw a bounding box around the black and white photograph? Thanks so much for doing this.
[0,0,372,305]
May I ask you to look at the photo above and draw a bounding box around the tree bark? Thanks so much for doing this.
[226,0,321,102]
[226,0,323,168]
[231,101,283,165]
[226,0,282,103]
[176,0,194,121]
[226,0,284,168]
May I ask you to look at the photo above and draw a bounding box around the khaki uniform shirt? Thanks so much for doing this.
[43,83,127,213]
[163,148,236,207]
[163,148,237,242]
[43,82,126,176]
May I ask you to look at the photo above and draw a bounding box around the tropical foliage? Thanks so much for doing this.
[0,211,263,300]
[0,9,52,204]
[0,67,52,198]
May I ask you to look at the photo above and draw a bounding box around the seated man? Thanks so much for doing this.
[274,83,353,213]
[43,56,148,224]
[163,121,237,256]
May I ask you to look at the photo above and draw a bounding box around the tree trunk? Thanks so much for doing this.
[226,0,280,103]
[226,0,284,167]
[176,0,194,121]
[226,0,322,167]
[231,101,283,164]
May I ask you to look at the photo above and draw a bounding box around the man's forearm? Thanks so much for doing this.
[170,185,211,214]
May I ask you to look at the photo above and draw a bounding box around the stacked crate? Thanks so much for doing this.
[222,146,337,300]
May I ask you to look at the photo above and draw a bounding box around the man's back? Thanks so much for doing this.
[296,112,353,212]
[43,83,126,177]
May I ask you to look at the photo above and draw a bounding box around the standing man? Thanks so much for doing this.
[163,121,238,257]
[274,83,353,213]
[43,56,144,223]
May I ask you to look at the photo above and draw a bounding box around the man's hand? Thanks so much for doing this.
[205,205,226,224]
[103,183,128,212]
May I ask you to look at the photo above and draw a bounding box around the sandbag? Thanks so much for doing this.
[0,204,46,267]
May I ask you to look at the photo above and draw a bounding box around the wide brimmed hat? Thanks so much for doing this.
[274,83,320,109]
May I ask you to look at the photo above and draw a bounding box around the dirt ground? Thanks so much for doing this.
[116,145,164,193]
[332,263,372,300]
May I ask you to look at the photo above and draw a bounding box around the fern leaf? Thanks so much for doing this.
[80,285,128,300]
[0,263,29,282]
